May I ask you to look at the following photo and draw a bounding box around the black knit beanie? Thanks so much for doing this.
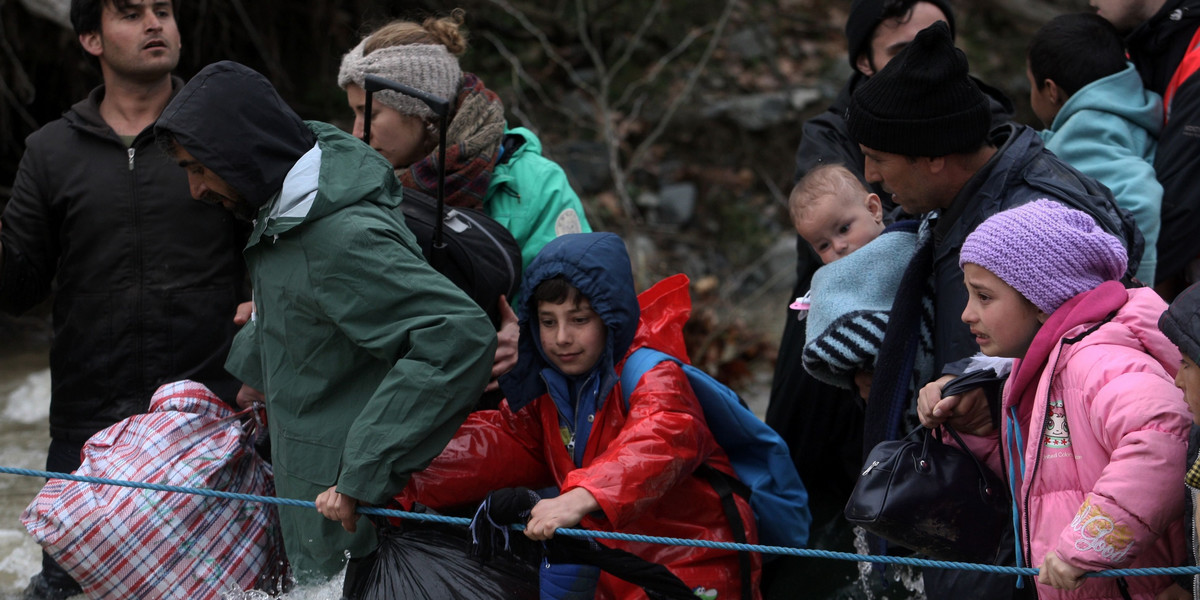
[845,21,990,157]
[845,0,956,69]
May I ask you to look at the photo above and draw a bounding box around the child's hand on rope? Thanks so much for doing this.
[524,487,599,541]
[1038,551,1086,591]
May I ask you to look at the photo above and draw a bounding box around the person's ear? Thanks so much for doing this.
[79,32,103,57]
[855,53,876,77]
[865,193,883,222]
[925,156,947,175]
[1036,310,1050,324]
[422,120,439,153]
[1043,78,1066,107]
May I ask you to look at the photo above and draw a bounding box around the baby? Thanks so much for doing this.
[791,164,915,400]
[789,163,886,265]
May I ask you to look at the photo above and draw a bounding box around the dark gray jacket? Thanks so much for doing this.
[0,80,248,441]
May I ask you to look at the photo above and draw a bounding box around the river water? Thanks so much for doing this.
[0,351,54,599]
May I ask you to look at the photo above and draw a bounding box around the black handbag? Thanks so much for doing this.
[844,424,1010,563]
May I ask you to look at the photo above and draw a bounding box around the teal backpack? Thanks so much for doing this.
[619,348,812,552]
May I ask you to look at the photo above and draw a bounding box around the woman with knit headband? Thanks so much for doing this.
[337,10,591,277]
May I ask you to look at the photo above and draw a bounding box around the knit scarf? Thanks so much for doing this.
[863,219,936,458]
[399,72,506,210]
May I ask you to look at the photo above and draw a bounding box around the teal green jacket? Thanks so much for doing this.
[227,122,496,578]
[486,127,591,275]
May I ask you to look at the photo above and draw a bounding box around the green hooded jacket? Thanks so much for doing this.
[486,127,591,274]
[156,62,496,580]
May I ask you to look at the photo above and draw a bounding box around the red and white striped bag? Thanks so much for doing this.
[21,380,286,599]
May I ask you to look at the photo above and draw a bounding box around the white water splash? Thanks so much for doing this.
[852,526,926,600]
[2,369,50,425]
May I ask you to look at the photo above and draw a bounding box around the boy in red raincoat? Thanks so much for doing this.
[397,232,760,600]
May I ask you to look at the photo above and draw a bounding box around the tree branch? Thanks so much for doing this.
[486,0,599,97]
[608,0,664,76]
[615,25,705,111]
[625,0,738,175]
[481,31,587,131]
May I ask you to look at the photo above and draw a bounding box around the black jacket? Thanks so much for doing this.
[1127,0,1200,284]
[0,80,248,441]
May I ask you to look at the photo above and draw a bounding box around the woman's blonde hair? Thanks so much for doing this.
[364,9,469,56]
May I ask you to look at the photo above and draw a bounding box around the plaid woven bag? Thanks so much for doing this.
[21,380,286,598]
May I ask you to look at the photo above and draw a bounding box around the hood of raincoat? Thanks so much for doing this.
[499,232,640,411]
[155,60,316,209]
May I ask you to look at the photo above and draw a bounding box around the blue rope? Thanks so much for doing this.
[6,466,1200,580]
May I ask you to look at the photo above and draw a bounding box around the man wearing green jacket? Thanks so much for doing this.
[154,61,497,593]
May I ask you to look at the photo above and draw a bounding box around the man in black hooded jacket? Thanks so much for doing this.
[848,21,1142,600]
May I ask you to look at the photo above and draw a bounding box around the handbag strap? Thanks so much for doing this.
[934,425,1001,498]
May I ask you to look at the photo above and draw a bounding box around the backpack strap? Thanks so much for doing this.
[619,348,754,599]
[619,347,672,410]
[696,464,753,600]
[1165,24,1200,123]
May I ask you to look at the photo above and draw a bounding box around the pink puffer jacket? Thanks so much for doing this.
[1000,287,1189,600]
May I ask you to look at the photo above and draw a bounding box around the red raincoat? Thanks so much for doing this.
[397,274,760,599]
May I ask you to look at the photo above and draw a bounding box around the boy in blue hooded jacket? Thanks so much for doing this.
[397,232,761,599]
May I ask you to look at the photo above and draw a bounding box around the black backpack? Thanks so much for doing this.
[364,75,522,328]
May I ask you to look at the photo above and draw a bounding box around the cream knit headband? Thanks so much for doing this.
[337,40,462,119]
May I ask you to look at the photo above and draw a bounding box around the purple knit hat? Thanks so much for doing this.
[959,199,1127,314]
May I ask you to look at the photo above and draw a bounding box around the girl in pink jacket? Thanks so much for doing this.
[923,199,1190,599]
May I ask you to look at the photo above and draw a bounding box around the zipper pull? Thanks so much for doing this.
[862,460,880,476]
[127,147,135,171]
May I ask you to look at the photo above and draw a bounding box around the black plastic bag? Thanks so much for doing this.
[471,488,698,600]
[356,521,539,600]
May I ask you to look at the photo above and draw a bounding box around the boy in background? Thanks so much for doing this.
[1028,12,1162,284]
[1159,282,1200,596]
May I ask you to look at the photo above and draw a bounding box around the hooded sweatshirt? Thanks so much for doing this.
[155,61,497,580]
[1040,63,1163,283]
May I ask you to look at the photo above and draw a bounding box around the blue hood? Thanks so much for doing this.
[499,232,640,412]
